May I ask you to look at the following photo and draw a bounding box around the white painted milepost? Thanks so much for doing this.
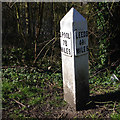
[60,7,89,111]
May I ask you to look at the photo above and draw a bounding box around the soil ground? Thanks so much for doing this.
[2,85,120,119]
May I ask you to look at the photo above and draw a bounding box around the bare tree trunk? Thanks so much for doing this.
[27,3,31,37]
[38,2,44,37]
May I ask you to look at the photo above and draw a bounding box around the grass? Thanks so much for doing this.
[2,66,120,119]
[2,67,65,119]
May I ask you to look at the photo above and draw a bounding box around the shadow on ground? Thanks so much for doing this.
[79,89,120,111]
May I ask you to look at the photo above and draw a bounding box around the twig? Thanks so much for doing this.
[42,47,50,62]
[38,39,50,46]
[90,67,108,79]
[58,113,64,119]
[113,101,116,114]
[53,68,60,74]
[90,8,105,18]
[90,63,113,79]
[95,101,113,104]
[10,2,17,8]
[86,100,93,105]
[111,59,120,66]
[33,37,55,64]
[107,4,113,17]
[11,98,26,108]
[89,30,98,38]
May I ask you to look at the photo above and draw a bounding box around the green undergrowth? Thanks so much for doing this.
[89,65,120,93]
[2,67,65,118]
[2,65,120,119]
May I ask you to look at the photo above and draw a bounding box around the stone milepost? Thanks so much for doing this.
[60,7,89,111]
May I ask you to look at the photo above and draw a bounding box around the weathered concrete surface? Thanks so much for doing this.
[60,7,89,111]
[75,54,89,110]
[62,55,76,107]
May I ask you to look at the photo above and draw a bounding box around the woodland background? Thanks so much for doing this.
[2,2,120,73]
[2,2,120,119]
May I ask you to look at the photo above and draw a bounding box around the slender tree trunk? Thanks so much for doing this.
[65,3,68,12]
[27,3,30,36]
[38,2,44,37]
[15,3,20,33]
